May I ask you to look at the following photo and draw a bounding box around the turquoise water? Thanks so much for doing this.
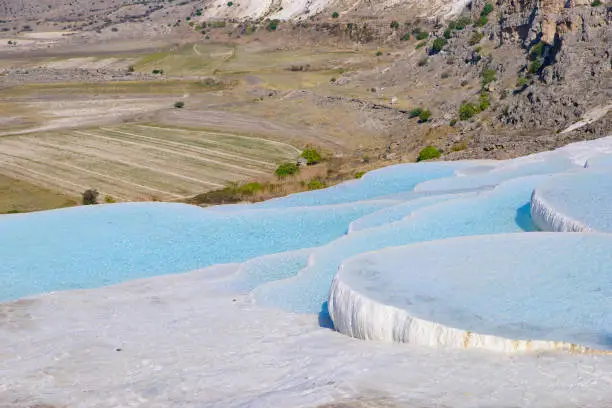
[2,151,608,318]
[252,175,549,313]
[0,201,387,301]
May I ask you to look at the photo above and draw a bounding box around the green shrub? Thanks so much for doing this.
[354,171,366,179]
[415,41,427,49]
[409,107,423,118]
[516,77,529,87]
[227,1,233,6]
[82,189,99,205]
[127,65,135,73]
[459,102,479,120]
[528,59,542,74]
[104,195,116,203]
[417,146,441,162]
[174,101,185,108]
[6,209,20,214]
[478,92,490,111]
[591,0,602,5]
[300,148,322,164]
[431,37,447,53]
[529,42,545,60]
[390,20,399,29]
[476,16,488,27]
[186,16,191,20]
[418,109,432,122]
[481,3,494,16]
[469,31,484,45]
[275,162,299,177]
[152,69,164,74]
[450,16,471,30]
[481,68,497,86]
[376,50,383,56]
[331,11,339,18]
[266,19,280,31]
[400,33,410,41]
[443,29,452,39]
[307,179,326,190]
[415,31,428,40]
[449,119,457,126]
[238,182,263,195]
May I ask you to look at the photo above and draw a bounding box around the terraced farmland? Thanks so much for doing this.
[0,125,300,201]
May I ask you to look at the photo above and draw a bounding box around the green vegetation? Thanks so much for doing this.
[409,107,424,118]
[448,16,472,30]
[127,65,135,73]
[591,0,602,5]
[152,69,164,75]
[459,102,479,120]
[469,31,484,45]
[174,101,185,108]
[400,33,410,41]
[390,20,400,29]
[376,50,383,56]
[516,77,529,87]
[415,41,427,49]
[529,41,545,60]
[354,171,366,179]
[82,189,99,205]
[449,119,457,126]
[478,91,491,111]
[415,31,428,40]
[267,19,280,31]
[104,195,116,203]
[481,68,497,87]
[238,182,264,195]
[186,16,191,20]
[529,59,542,74]
[418,109,432,122]
[307,179,325,190]
[481,3,494,16]
[431,37,447,54]
[300,148,322,164]
[227,1,233,6]
[275,162,299,178]
[476,16,488,27]
[332,11,339,18]
[443,29,452,39]
[417,146,441,162]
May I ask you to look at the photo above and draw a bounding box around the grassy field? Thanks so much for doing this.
[0,124,300,202]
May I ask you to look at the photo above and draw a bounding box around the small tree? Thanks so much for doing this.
[82,189,99,205]
[307,179,325,190]
[459,102,479,120]
[417,146,441,162]
[418,109,432,122]
[300,148,322,164]
[331,12,339,18]
[390,20,399,29]
[174,101,185,108]
[400,33,410,41]
[275,162,299,178]
[481,3,494,16]
[431,37,447,54]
